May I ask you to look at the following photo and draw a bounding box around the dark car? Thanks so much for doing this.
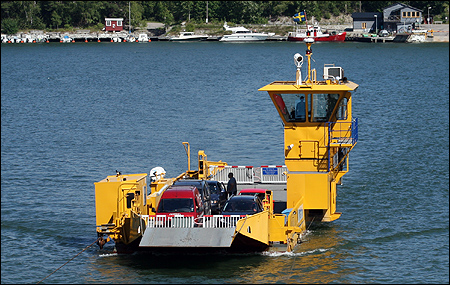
[221,195,263,216]
[206,180,227,214]
[172,179,211,215]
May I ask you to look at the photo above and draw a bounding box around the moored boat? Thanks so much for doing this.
[137,33,150,42]
[60,35,73,43]
[288,24,346,42]
[219,22,268,42]
[94,39,359,254]
[170,31,209,41]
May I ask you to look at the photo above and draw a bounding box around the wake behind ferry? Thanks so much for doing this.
[94,39,359,254]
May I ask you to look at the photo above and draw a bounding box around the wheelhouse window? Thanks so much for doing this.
[106,20,111,26]
[336,97,348,120]
[273,93,340,123]
[117,21,122,26]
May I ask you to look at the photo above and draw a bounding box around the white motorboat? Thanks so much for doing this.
[219,22,268,42]
[170,32,208,41]
[137,33,149,42]
[60,35,73,43]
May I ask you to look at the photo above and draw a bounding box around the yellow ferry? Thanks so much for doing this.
[94,38,359,253]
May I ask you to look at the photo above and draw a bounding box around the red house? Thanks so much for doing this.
[105,18,124,32]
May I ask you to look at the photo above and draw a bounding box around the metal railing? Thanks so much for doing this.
[209,165,287,184]
[209,166,254,184]
[142,214,246,229]
[328,118,358,146]
[259,166,288,183]
[327,118,358,171]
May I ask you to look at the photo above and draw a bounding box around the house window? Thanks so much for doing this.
[402,12,406,17]
[106,20,111,26]
[117,21,122,26]
[411,12,415,17]
[362,23,366,29]
[407,12,411,17]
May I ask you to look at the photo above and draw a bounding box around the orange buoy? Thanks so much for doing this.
[46,40,49,43]
[72,40,75,43]
[85,39,88,42]
[111,39,113,42]
[97,39,100,42]
[123,39,126,42]
[149,39,151,42]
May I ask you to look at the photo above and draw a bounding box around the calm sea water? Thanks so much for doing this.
[1,40,448,284]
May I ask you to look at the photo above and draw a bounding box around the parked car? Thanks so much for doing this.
[172,179,211,215]
[238,188,267,201]
[221,195,263,216]
[206,180,227,214]
[155,185,205,226]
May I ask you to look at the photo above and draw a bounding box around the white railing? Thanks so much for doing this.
[202,215,246,228]
[210,166,255,184]
[209,165,287,184]
[143,215,196,228]
[142,214,246,229]
[259,165,288,183]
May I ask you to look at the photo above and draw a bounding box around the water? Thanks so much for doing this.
[1,41,448,284]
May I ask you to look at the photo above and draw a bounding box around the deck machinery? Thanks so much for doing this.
[94,39,358,253]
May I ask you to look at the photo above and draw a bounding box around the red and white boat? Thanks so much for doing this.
[288,24,346,42]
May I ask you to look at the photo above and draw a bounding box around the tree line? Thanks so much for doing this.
[1,1,448,34]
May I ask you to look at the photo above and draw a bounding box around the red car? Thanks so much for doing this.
[238,188,267,201]
[155,185,205,226]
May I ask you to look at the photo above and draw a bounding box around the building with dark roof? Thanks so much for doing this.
[352,3,423,34]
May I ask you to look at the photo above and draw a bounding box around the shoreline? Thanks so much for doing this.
[2,23,448,43]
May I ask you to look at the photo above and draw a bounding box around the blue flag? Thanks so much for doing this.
[293,11,306,23]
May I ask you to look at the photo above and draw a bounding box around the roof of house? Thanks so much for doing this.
[383,2,422,12]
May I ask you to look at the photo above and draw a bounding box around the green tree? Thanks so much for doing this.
[2,17,19,34]
[51,10,62,29]
[130,1,144,28]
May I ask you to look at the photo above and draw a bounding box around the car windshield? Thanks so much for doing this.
[223,199,258,213]
[240,192,265,200]
[157,198,194,213]
[174,181,204,196]
[208,183,221,194]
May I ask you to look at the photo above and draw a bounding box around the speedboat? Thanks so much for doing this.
[219,22,268,42]
[170,32,208,41]
[288,23,346,42]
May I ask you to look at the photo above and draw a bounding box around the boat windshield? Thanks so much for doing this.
[273,93,340,123]
[157,198,195,213]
